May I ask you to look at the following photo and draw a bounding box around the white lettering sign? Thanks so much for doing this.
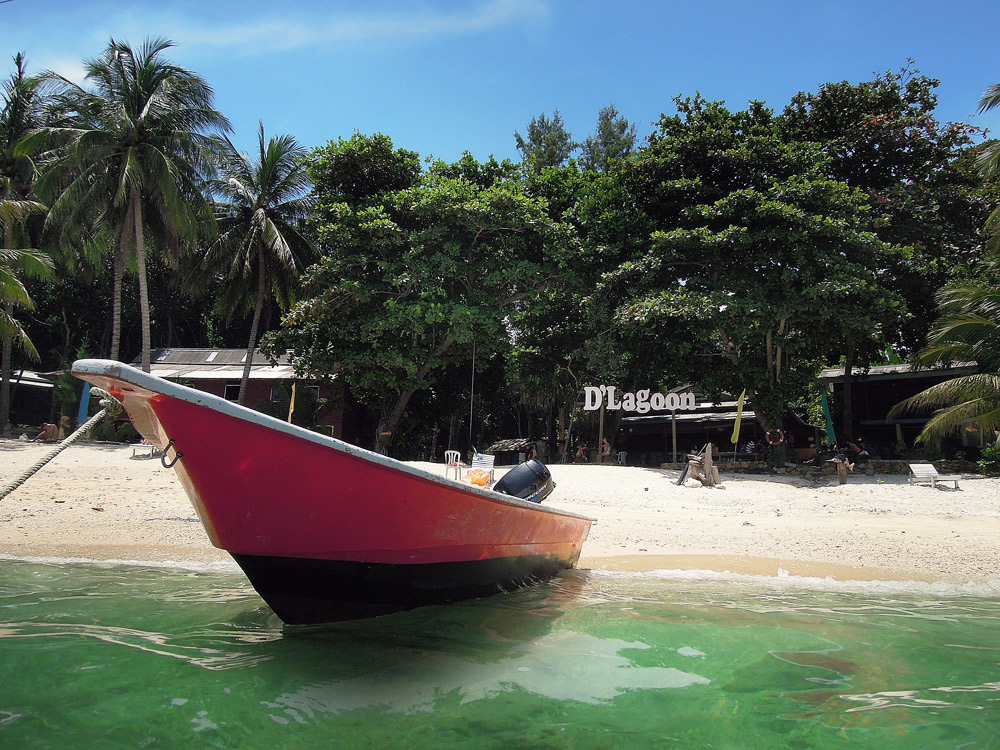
[583,386,696,413]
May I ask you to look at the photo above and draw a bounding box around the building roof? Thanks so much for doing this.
[818,361,977,383]
[4,370,54,388]
[137,348,304,381]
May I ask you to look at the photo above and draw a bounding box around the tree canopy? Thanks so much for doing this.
[514,110,577,170]
[263,134,579,453]
[202,122,315,405]
[3,38,997,459]
[28,37,230,371]
[603,97,903,440]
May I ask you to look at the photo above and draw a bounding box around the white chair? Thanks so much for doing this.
[444,450,461,480]
[616,451,627,466]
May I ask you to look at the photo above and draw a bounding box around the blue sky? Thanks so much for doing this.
[3,0,999,162]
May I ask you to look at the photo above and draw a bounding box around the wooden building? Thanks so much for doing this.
[618,391,822,467]
[136,348,373,444]
[818,362,981,457]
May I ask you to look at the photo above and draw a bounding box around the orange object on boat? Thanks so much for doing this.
[461,468,490,486]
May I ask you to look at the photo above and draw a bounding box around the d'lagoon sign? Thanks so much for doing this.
[583,386,696,414]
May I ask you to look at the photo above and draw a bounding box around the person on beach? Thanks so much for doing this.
[602,438,612,462]
[33,423,59,442]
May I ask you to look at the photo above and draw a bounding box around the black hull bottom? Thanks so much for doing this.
[230,552,578,624]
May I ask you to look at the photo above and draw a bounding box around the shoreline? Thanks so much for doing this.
[2,439,999,588]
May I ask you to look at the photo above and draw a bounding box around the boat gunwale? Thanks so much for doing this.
[72,358,594,523]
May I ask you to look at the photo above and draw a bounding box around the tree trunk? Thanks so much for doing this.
[0,299,12,437]
[374,334,457,455]
[131,189,151,373]
[0,222,12,435]
[841,343,855,447]
[109,199,133,362]
[238,242,267,407]
[375,386,419,455]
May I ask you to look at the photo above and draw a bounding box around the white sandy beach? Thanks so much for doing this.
[1,438,999,584]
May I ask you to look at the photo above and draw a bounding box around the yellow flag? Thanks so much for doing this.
[731,389,746,445]
[287,383,296,422]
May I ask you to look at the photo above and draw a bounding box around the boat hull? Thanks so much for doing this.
[232,552,573,624]
[72,360,592,623]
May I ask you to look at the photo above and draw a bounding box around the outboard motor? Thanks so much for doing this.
[493,459,555,503]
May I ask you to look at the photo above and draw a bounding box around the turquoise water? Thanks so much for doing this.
[1,561,999,749]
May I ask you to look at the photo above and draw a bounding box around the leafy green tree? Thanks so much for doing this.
[579,105,637,172]
[889,268,1000,445]
[1,52,52,434]
[780,65,989,354]
[508,162,669,454]
[27,37,229,371]
[514,110,578,169]
[605,97,902,449]
[263,135,578,455]
[202,123,315,406]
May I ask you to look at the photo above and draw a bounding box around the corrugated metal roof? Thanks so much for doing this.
[138,348,317,381]
[149,365,297,380]
[818,361,977,381]
[146,348,291,366]
[623,410,757,426]
[5,370,54,388]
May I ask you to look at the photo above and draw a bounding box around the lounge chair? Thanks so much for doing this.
[908,463,960,489]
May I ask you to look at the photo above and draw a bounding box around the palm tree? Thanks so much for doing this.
[890,272,1000,445]
[977,83,1000,251]
[1,52,52,435]
[27,37,230,371]
[203,123,314,406]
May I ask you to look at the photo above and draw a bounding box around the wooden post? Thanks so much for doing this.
[704,443,715,486]
[836,460,848,485]
[671,410,677,465]
[598,401,605,464]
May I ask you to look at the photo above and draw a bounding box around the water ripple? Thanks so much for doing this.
[0,621,275,670]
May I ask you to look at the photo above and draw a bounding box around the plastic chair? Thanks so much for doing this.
[444,450,461,480]
[616,451,627,466]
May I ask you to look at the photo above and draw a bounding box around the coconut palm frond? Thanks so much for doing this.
[0,301,40,360]
[915,397,1000,445]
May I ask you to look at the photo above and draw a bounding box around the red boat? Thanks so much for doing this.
[72,359,592,624]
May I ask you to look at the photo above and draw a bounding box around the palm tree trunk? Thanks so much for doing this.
[132,188,151,373]
[109,201,133,361]
[1,223,14,436]
[238,242,268,407]
[841,342,855,446]
[0,301,12,436]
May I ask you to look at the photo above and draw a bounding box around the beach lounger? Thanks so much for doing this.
[131,442,159,459]
[908,463,960,489]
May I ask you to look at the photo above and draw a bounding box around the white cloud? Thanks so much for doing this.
[130,0,549,56]
[31,57,87,85]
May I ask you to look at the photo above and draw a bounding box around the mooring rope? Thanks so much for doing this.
[0,387,122,501]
